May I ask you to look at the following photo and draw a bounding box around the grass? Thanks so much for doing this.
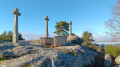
[0,60,8,64]
[22,64,31,67]
[59,49,78,56]
[0,53,18,64]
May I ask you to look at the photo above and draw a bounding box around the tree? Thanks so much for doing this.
[54,21,69,36]
[0,31,24,41]
[1,31,7,41]
[82,31,94,45]
[105,0,120,41]
[6,31,13,41]
[19,33,24,40]
[0,34,2,40]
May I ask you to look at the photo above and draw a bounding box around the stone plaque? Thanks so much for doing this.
[40,38,53,45]
[54,36,67,46]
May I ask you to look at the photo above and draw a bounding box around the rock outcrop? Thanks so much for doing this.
[115,55,120,64]
[0,42,97,67]
[113,65,120,67]
[67,35,83,45]
[104,54,113,67]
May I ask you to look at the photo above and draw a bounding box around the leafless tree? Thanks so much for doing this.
[105,0,120,41]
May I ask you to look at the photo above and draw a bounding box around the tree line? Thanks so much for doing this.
[0,31,24,41]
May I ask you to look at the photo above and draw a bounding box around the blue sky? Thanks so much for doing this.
[0,0,116,41]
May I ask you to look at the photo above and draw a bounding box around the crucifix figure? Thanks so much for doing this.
[12,8,21,43]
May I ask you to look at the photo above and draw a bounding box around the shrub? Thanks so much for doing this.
[86,43,97,51]
[88,44,95,49]
[104,45,120,58]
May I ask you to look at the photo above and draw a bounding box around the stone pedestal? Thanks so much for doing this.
[40,38,53,45]
[54,36,67,46]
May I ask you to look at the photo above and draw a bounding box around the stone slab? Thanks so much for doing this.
[54,36,67,46]
[40,38,53,45]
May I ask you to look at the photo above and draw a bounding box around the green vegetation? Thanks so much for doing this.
[88,44,96,51]
[0,60,8,64]
[0,53,11,64]
[104,45,120,58]
[0,52,19,64]
[0,31,24,41]
[82,31,94,45]
[54,21,69,36]
[59,49,78,56]
[22,64,31,67]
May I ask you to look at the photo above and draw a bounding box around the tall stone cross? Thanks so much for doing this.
[12,8,21,43]
[69,21,72,36]
[44,16,49,38]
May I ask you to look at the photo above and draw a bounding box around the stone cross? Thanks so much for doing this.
[44,16,49,38]
[12,8,21,43]
[69,21,72,36]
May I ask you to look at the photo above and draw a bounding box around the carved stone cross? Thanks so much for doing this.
[44,16,49,38]
[12,8,21,43]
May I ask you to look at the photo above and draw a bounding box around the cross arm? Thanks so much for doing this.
[18,13,21,16]
[12,11,16,14]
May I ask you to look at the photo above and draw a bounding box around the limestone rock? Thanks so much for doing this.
[0,44,15,51]
[2,49,14,56]
[115,55,120,64]
[0,42,98,67]
[104,54,113,67]
[12,46,29,56]
[67,35,83,45]
[72,55,83,67]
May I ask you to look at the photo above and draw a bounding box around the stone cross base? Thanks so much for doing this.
[54,36,67,46]
[40,38,53,45]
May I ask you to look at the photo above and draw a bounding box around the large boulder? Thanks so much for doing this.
[67,35,83,45]
[115,55,120,64]
[104,54,113,67]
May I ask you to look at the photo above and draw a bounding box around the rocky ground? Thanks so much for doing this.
[0,41,98,67]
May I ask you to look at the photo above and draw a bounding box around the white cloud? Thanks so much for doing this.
[93,34,112,42]
[21,32,56,40]
[21,31,113,42]
[76,33,112,42]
